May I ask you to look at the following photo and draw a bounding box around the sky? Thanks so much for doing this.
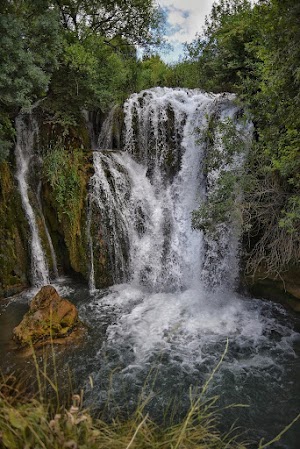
[158,0,215,63]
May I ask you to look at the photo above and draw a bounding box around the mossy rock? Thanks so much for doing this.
[0,162,30,297]
[13,285,83,346]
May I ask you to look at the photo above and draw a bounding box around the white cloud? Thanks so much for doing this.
[161,0,213,42]
[157,0,215,62]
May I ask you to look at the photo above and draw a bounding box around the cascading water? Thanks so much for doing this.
[89,88,250,292]
[37,181,59,278]
[80,89,300,447]
[15,113,50,286]
[97,105,120,150]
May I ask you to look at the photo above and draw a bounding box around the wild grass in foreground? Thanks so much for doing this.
[0,375,247,449]
[0,343,299,449]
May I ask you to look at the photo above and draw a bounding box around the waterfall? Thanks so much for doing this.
[81,90,299,439]
[90,88,251,292]
[15,114,50,286]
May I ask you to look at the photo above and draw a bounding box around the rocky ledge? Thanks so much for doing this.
[13,285,84,346]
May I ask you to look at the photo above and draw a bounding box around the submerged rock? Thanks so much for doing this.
[13,285,83,346]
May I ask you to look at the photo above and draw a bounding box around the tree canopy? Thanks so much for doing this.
[54,0,163,45]
[0,0,164,160]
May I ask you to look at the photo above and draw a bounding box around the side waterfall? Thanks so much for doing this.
[15,114,51,286]
[89,88,251,292]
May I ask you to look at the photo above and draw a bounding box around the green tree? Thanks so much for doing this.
[185,0,257,93]
[0,0,164,158]
[44,33,137,123]
[136,55,172,91]
[186,0,300,275]
[242,0,300,273]
[54,0,164,46]
[0,0,62,159]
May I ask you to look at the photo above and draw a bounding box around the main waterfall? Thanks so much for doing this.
[89,88,250,293]
[73,91,300,449]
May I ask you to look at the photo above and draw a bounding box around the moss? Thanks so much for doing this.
[13,285,81,346]
[0,162,30,297]
[42,148,94,279]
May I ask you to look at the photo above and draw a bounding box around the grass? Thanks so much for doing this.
[0,377,247,449]
[0,342,299,449]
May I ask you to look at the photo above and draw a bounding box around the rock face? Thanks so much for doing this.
[13,285,81,346]
[247,266,300,313]
[0,161,30,298]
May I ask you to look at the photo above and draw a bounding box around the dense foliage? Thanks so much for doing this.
[0,1,61,159]
[0,0,164,160]
[187,0,300,276]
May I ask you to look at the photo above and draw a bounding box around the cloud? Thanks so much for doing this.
[158,0,215,61]
[160,0,214,42]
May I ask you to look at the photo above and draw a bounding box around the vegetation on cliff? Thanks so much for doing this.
[0,162,29,296]
[43,146,92,276]
[184,0,300,279]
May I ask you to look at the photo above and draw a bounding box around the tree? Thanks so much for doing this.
[0,0,164,158]
[53,0,164,46]
[0,0,61,159]
[185,0,257,93]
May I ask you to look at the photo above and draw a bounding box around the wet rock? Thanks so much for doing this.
[246,267,300,313]
[13,285,82,346]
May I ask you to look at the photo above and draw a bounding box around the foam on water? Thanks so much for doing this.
[84,285,297,373]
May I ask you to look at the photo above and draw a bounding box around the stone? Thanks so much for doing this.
[246,266,300,313]
[13,285,82,346]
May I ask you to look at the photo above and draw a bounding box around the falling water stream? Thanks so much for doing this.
[15,114,50,286]
[1,89,299,448]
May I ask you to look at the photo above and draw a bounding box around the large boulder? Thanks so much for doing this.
[13,285,82,346]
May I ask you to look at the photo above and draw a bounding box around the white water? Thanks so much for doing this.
[90,88,250,292]
[84,88,299,372]
[15,114,50,286]
[98,105,119,150]
[82,90,299,446]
